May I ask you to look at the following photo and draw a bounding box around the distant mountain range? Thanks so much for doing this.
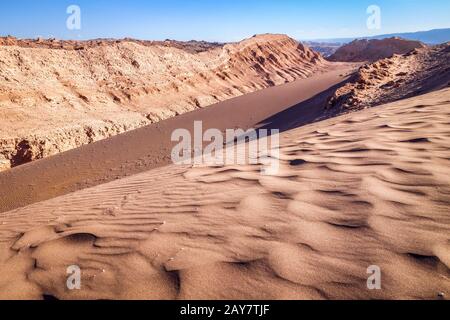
[303,28,450,45]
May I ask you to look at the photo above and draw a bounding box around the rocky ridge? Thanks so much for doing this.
[327,43,450,112]
[328,37,426,62]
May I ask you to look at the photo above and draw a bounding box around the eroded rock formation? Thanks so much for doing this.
[0,34,326,170]
[327,43,450,111]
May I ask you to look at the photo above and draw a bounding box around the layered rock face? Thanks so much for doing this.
[328,37,426,62]
[327,43,450,111]
[0,34,325,171]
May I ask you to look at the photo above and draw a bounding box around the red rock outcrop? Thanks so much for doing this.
[328,37,426,62]
[327,43,450,111]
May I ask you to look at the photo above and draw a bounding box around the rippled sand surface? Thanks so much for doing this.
[0,89,449,300]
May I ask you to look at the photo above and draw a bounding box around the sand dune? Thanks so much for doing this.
[0,88,448,300]
[0,63,356,214]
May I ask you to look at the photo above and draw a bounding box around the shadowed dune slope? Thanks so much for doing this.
[0,88,449,300]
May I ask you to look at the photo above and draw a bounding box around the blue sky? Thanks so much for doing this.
[1,0,449,41]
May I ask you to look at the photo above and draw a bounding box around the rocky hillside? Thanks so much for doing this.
[0,34,326,171]
[327,43,450,111]
[328,37,426,62]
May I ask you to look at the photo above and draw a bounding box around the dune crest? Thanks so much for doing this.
[0,88,448,300]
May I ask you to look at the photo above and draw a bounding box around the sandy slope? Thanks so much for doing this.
[0,88,448,300]
[0,63,356,214]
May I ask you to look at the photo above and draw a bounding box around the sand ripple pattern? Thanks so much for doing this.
[0,89,449,299]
